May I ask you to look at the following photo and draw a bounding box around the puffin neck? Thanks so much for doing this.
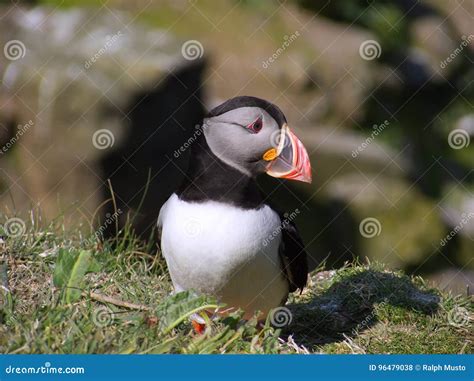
[176,133,265,210]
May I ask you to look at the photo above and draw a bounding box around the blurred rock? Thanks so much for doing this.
[0,7,205,235]
[297,125,411,188]
[410,16,458,80]
[426,0,474,44]
[295,11,373,124]
[325,173,446,269]
[440,184,474,270]
[427,268,474,296]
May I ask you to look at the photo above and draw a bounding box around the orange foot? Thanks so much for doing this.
[192,320,206,334]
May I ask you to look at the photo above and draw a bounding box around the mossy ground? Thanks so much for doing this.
[0,218,472,354]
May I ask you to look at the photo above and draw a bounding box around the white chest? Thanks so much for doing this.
[158,194,289,317]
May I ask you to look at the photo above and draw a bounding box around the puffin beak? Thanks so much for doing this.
[263,124,312,183]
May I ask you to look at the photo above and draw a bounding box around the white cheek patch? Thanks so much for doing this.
[202,107,282,177]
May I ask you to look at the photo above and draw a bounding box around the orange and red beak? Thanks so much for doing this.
[263,124,312,183]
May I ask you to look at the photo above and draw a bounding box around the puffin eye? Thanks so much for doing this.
[247,116,263,134]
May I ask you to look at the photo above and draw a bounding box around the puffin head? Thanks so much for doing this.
[202,96,312,183]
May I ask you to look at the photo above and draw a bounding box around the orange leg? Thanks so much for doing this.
[191,320,206,334]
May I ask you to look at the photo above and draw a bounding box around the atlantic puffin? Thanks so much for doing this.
[158,96,311,332]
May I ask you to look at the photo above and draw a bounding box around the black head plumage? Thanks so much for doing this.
[206,96,287,128]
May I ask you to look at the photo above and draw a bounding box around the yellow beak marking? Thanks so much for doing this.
[263,148,278,161]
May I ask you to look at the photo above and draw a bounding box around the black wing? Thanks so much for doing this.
[278,214,308,293]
